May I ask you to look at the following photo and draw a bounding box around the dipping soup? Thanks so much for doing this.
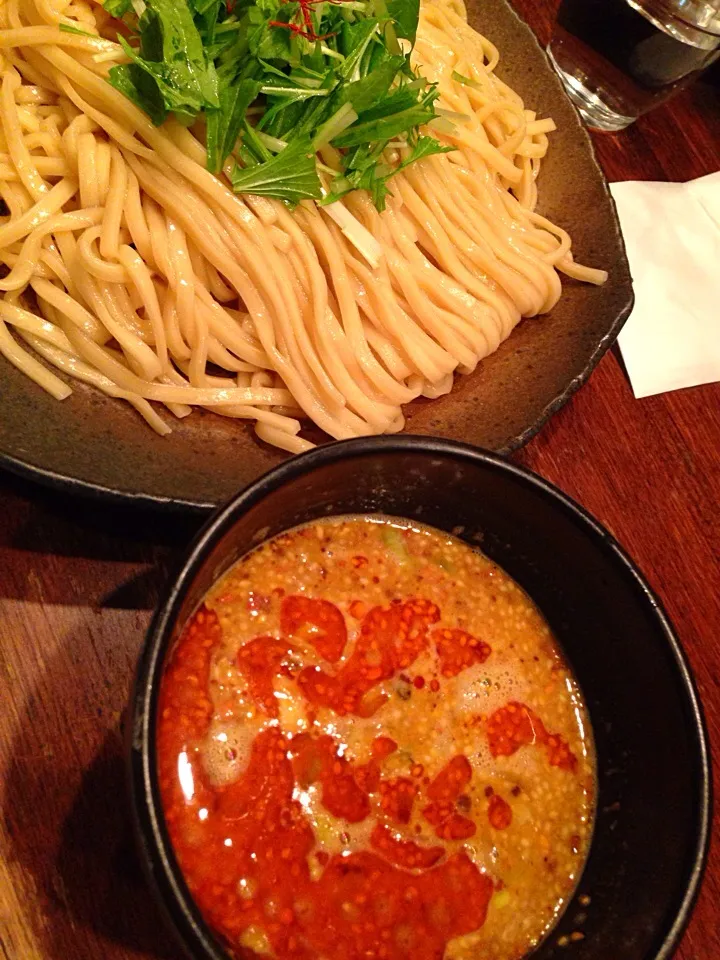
[157,516,596,959]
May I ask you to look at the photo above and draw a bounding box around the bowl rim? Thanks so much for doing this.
[128,434,712,960]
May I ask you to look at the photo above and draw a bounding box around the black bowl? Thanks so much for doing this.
[128,436,711,960]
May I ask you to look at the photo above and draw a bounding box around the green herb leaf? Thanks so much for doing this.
[338,18,379,78]
[404,133,455,162]
[324,133,452,210]
[260,97,306,137]
[103,0,132,17]
[229,135,322,202]
[241,117,274,162]
[206,77,261,173]
[118,0,219,119]
[386,0,419,42]
[374,134,454,209]
[354,84,428,122]
[332,103,436,147]
[191,0,222,15]
[338,55,403,113]
[102,0,445,210]
[107,62,168,126]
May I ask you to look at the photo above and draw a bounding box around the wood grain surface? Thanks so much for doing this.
[1,2,718,959]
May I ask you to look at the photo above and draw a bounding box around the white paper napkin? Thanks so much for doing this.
[609,171,720,399]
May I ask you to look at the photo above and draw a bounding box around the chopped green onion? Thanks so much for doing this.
[381,525,410,562]
[492,889,512,910]
[59,22,97,37]
[452,70,481,89]
[434,554,456,573]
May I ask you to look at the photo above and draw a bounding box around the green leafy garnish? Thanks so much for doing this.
[103,0,132,17]
[336,56,405,114]
[381,525,410,562]
[229,135,322,202]
[102,0,455,211]
[386,0,420,42]
[332,104,435,147]
[109,61,169,126]
[113,0,219,121]
[206,75,262,173]
[323,133,452,211]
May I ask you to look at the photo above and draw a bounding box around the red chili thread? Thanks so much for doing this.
[268,0,337,42]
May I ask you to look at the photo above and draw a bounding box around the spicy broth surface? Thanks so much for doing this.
[158,516,595,960]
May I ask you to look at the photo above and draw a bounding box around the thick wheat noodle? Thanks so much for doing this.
[126,151,372,440]
[282,242,390,421]
[0,310,70,397]
[0,0,607,452]
[0,207,101,290]
[296,205,414,412]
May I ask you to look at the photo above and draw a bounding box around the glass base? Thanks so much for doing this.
[546,44,637,132]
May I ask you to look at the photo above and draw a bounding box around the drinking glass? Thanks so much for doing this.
[547,0,720,131]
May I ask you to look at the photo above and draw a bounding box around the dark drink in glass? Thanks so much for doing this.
[547,0,720,130]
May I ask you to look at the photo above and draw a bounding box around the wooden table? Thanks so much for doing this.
[1,3,718,958]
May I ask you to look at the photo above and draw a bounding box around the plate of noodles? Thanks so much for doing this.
[0,0,632,510]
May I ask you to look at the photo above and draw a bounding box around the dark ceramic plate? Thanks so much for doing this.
[0,0,633,511]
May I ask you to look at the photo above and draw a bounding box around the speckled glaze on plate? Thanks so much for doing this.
[0,0,633,511]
